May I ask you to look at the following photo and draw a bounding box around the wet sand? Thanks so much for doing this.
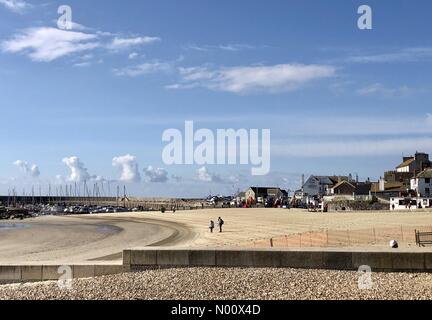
[0,214,194,264]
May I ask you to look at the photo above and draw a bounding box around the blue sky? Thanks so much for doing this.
[1,0,432,197]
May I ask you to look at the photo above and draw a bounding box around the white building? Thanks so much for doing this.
[302,176,336,197]
[390,197,432,210]
[411,168,432,197]
[397,152,431,173]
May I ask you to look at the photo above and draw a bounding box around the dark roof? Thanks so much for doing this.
[417,169,432,179]
[384,182,406,191]
[397,158,415,169]
[329,176,351,184]
[311,176,335,185]
[248,187,283,196]
[332,180,356,190]
[354,183,372,195]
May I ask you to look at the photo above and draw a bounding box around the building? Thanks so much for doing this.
[329,180,356,195]
[390,197,432,210]
[396,152,431,173]
[301,175,356,197]
[302,176,334,197]
[377,152,432,196]
[296,174,373,204]
[234,192,246,204]
[245,187,286,203]
[300,174,359,197]
[411,168,432,197]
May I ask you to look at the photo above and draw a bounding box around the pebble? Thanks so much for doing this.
[0,267,431,300]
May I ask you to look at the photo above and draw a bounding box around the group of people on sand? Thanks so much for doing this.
[209,217,224,233]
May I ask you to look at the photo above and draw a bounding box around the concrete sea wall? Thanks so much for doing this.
[124,247,432,272]
[1,247,432,282]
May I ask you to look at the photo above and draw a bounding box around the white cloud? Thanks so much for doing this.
[169,64,336,94]
[109,36,160,50]
[128,52,139,59]
[113,61,172,77]
[184,43,254,52]
[183,44,209,52]
[74,61,92,67]
[215,44,255,51]
[144,166,169,183]
[197,166,223,183]
[178,66,216,81]
[70,22,88,31]
[273,137,432,158]
[0,0,28,13]
[171,174,182,182]
[55,174,66,184]
[112,154,141,183]
[1,27,99,62]
[280,113,432,137]
[2,26,160,63]
[347,47,432,63]
[227,174,243,184]
[92,175,105,182]
[13,160,40,177]
[427,113,432,126]
[62,156,90,182]
[357,83,414,98]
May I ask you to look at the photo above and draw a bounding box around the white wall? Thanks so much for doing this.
[397,166,410,173]
[411,178,432,197]
[390,197,432,210]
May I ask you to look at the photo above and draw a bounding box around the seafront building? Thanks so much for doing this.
[410,168,432,197]
[295,174,373,200]
[244,187,288,205]
[376,152,432,197]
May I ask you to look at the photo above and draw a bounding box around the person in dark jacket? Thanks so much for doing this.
[217,217,224,233]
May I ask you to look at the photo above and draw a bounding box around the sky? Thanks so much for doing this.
[1,0,432,197]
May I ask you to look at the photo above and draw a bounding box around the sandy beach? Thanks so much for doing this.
[0,208,431,264]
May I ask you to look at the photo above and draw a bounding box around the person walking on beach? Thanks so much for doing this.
[217,217,224,233]
[209,220,215,233]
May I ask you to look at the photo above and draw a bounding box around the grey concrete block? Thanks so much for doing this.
[215,250,253,267]
[352,252,393,270]
[0,266,21,281]
[424,253,432,270]
[94,265,123,276]
[21,266,42,281]
[42,265,63,280]
[392,253,425,270]
[281,251,323,268]
[122,248,431,272]
[73,265,95,279]
[322,252,353,270]
[130,250,157,265]
[157,250,189,266]
[250,250,282,267]
[189,250,216,266]
[123,250,131,266]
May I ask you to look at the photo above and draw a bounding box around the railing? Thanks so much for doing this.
[250,226,432,248]
[415,230,432,246]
